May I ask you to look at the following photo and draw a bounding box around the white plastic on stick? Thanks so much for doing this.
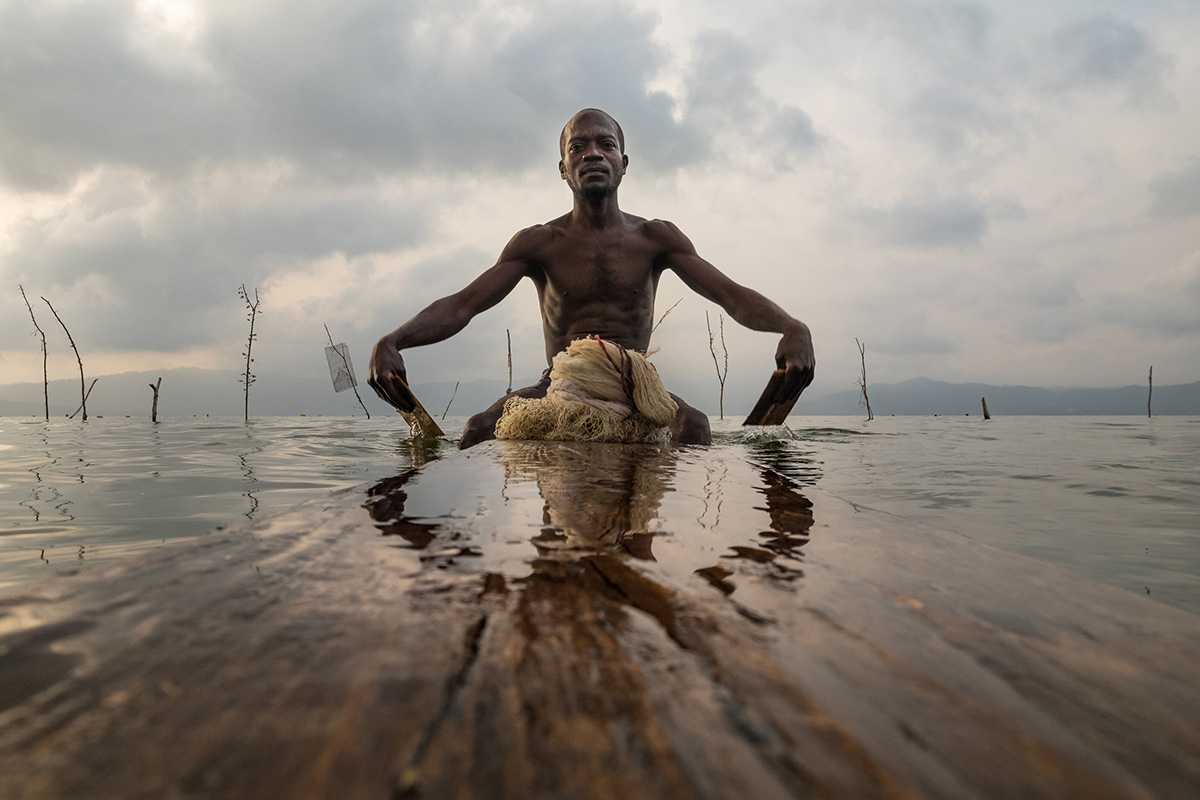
[324,342,357,393]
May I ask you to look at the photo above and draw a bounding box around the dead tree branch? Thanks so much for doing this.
[506,329,513,394]
[41,297,88,421]
[19,285,49,421]
[651,298,683,339]
[323,323,370,418]
[981,396,991,420]
[237,284,262,423]
[1147,365,1153,419]
[441,381,460,421]
[149,377,162,423]
[856,337,874,422]
[68,378,98,420]
[706,310,730,419]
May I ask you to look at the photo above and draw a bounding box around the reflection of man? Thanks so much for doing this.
[500,441,672,558]
[369,108,815,448]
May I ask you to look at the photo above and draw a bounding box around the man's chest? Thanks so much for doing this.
[538,235,660,297]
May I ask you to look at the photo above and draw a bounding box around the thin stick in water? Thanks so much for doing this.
[441,380,460,421]
[855,337,874,422]
[506,329,513,394]
[1147,365,1153,419]
[41,297,88,421]
[705,310,730,420]
[68,378,98,420]
[237,284,262,423]
[19,285,49,421]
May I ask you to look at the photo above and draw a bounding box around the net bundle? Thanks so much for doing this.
[495,337,678,443]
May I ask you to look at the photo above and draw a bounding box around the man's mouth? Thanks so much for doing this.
[581,167,607,176]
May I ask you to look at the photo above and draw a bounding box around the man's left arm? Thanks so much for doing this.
[650,220,815,423]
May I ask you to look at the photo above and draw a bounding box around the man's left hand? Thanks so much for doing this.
[744,322,815,425]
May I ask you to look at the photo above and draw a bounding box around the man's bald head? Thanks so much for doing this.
[559,108,625,157]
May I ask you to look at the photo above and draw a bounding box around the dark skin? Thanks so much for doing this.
[369,109,815,448]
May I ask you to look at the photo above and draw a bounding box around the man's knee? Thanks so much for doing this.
[672,400,712,445]
[459,378,550,449]
[459,410,498,449]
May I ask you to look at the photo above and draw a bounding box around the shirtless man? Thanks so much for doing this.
[368,108,815,448]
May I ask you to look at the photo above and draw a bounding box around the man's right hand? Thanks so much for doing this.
[368,335,417,413]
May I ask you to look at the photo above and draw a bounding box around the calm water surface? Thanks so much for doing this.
[1,415,1196,610]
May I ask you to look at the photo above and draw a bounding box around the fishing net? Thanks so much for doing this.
[495,337,677,443]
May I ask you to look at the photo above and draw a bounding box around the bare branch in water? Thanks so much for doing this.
[68,378,98,420]
[706,310,730,420]
[855,338,874,422]
[441,381,460,421]
[1147,365,1153,419]
[237,284,262,423]
[19,285,49,421]
[41,297,88,421]
[506,329,513,394]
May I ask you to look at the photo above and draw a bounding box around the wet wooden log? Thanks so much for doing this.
[1,442,1197,798]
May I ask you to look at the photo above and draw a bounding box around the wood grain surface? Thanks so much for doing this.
[1,440,1197,798]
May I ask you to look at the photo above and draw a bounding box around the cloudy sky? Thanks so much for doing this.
[2,0,1198,406]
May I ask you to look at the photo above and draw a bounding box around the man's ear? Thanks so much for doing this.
[559,159,567,180]
[622,154,629,174]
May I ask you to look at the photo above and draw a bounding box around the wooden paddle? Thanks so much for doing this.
[743,368,800,426]
[397,379,445,439]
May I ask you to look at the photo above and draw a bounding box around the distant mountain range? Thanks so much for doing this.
[0,369,1195,418]
[799,377,1200,416]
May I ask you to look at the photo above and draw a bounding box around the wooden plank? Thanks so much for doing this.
[399,378,445,438]
[1,442,1197,798]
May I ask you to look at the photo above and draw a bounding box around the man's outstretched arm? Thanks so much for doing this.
[368,230,535,412]
[649,220,815,424]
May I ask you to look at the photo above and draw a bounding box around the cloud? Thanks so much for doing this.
[0,0,704,193]
[0,0,716,371]
[1149,160,1200,218]
[1096,251,1200,336]
[873,329,957,356]
[1045,16,1166,94]
[858,196,988,248]
[684,30,820,167]
[905,84,1013,155]
[3,167,431,350]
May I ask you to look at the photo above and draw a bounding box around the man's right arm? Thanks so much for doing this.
[368,227,540,412]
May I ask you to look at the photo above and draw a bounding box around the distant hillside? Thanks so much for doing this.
[802,377,1200,416]
[0,370,1196,417]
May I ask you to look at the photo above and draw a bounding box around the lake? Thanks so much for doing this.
[1,414,1197,611]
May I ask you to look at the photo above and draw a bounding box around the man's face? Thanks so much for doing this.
[559,114,627,197]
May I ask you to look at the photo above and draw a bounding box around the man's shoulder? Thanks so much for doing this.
[502,219,566,259]
[639,218,696,254]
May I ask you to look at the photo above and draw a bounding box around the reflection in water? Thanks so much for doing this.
[19,428,74,525]
[363,439,819,604]
[697,457,728,530]
[237,443,261,520]
[500,442,675,561]
[365,467,440,549]
[364,437,446,549]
